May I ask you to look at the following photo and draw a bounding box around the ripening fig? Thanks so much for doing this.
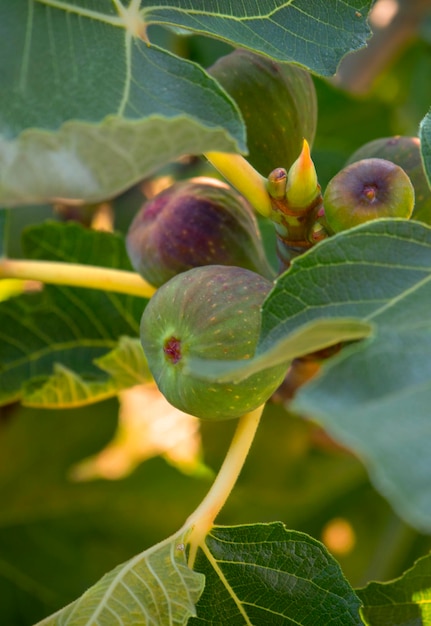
[126,177,273,287]
[323,158,415,233]
[209,49,317,174]
[346,136,431,224]
[140,265,288,420]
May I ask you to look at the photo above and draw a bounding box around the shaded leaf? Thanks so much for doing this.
[0,1,373,205]
[190,522,362,625]
[35,531,205,626]
[266,219,431,532]
[357,553,431,625]
[0,222,146,406]
[145,0,373,75]
[420,109,431,189]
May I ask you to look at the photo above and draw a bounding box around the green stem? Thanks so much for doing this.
[184,404,264,567]
[205,152,272,218]
[0,258,156,298]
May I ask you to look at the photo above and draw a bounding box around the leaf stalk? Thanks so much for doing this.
[0,259,155,299]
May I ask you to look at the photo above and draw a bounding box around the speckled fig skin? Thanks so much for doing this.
[209,49,317,175]
[323,158,415,233]
[140,265,287,420]
[346,136,431,224]
[126,178,273,287]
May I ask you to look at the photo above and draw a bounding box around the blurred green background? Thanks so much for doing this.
[2,1,431,623]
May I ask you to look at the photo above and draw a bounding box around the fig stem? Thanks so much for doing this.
[204,152,272,218]
[0,259,156,298]
[184,404,264,568]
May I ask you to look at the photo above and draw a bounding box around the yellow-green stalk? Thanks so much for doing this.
[204,152,272,218]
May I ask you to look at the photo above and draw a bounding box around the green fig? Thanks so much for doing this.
[209,49,317,175]
[323,158,415,233]
[346,136,431,224]
[126,177,273,287]
[140,265,288,420]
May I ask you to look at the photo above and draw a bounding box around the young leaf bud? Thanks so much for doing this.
[285,139,320,209]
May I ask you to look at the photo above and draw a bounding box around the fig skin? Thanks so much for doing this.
[140,265,288,420]
[323,158,415,233]
[126,177,273,287]
[346,136,431,224]
[209,49,317,175]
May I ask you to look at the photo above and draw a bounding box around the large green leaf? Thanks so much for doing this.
[357,553,431,625]
[0,222,146,406]
[36,531,204,626]
[0,1,373,206]
[188,220,431,532]
[190,523,363,625]
[420,109,431,188]
[146,0,373,75]
[269,220,431,533]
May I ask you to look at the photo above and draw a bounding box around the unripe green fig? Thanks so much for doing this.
[140,265,287,420]
[323,158,415,233]
[346,136,431,224]
[126,177,273,287]
[209,49,317,175]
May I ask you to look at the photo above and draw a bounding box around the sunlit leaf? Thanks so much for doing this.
[71,382,209,480]
[190,522,362,624]
[358,552,431,625]
[36,531,205,626]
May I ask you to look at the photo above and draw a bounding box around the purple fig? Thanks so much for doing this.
[140,265,287,420]
[346,136,431,224]
[323,158,414,233]
[209,49,317,175]
[126,177,273,286]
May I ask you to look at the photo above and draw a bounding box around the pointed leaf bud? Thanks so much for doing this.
[285,140,320,209]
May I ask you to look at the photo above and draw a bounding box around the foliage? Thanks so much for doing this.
[1,1,431,625]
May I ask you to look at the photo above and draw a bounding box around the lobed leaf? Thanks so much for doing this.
[189,219,431,532]
[35,532,205,626]
[0,222,146,407]
[273,220,431,532]
[190,522,363,625]
[357,553,431,625]
[0,1,373,205]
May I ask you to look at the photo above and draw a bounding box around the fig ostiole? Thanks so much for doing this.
[346,136,431,224]
[140,265,288,420]
[126,177,274,287]
[323,158,415,233]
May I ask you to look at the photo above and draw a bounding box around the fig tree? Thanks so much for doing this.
[323,158,414,233]
[126,177,273,287]
[140,265,288,420]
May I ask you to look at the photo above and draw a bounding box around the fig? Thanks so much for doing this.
[323,158,414,233]
[140,265,287,420]
[346,136,431,224]
[126,177,273,286]
[209,49,317,175]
